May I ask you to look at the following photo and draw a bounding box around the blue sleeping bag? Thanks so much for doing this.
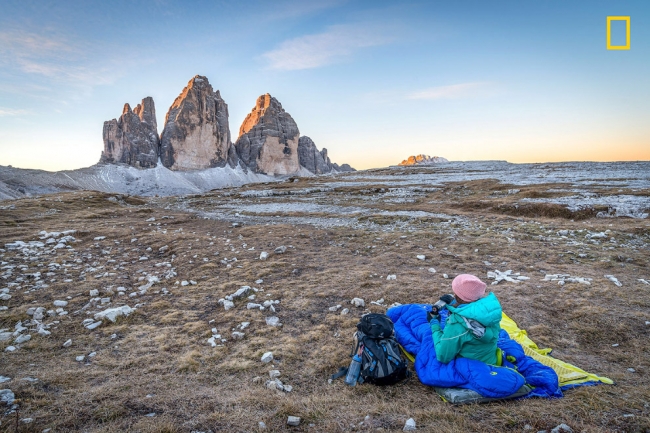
[387,304,562,399]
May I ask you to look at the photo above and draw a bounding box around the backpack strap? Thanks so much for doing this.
[330,367,348,381]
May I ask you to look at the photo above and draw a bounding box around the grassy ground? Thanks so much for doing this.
[0,174,649,432]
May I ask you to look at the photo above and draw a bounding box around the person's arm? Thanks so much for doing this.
[430,316,467,363]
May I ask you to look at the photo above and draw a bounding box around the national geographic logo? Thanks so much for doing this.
[607,16,630,50]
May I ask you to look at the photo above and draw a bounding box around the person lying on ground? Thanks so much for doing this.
[428,274,503,365]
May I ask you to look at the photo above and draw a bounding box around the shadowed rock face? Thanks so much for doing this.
[298,136,356,174]
[298,136,333,174]
[235,94,300,175]
[100,97,159,168]
[160,75,232,171]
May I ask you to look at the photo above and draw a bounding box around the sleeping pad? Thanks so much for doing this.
[387,304,563,399]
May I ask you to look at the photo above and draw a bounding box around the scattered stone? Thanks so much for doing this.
[94,236,106,241]
[231,331,245,340]
[259,421,267,429]
[269,370,281,379]
[21,418,34,423]
[14,334,31,344]
[181,280,189,286]
[340,308,349,315]
[0,389,15,406]
[53,300,68,307]
[604,275,622,287]
[543,274,592,285]
[371,298,385,306]
[487,270,528,284]
[443,274,449,279]
[403,418,416,431]
[287,416,301,426]
[351,298,365,307]
[261,352,273,363]
[0,376,10,383]
[85,319,104,331]
[386,274,396,280]
[266,316,281,327]
[550,424,573,433]
[428,268,436,273]
[90,289,99,297]
[260,251,269,260]
[76,355,85,361]
[274,245,287,254]
[222,300,235,310]
[94,305,134,323]
[5,346,16,352]
[226,286,253,301]
[328,305,341,312]
[627,368,636,373]
[247,303,263,310]
[416,255,426,260]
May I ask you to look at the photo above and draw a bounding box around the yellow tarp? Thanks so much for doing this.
[500,312,613,387]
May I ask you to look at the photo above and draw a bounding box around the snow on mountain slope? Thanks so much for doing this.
[0,163,276,200]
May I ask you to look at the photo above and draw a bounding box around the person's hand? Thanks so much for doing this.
[439,294,455,305]
[427,309,439,323]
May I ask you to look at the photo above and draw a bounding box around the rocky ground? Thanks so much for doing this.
[0,164,649,432]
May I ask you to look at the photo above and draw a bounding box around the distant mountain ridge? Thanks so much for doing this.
[399,154,448,166]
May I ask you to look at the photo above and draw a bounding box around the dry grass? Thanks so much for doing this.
[0,182,649,432]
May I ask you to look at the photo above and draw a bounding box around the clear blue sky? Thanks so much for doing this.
[1,0,648,171]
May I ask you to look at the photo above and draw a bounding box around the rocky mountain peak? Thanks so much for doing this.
[234,94,300,175]
[238,93,285,137]
[133,97,157,131]
[160,75,233,170]
[100,97,160,169]
[399,154,448,166]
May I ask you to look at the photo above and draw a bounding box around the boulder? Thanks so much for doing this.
[160,75,233,170]
[235,94,300,175]
[100,97,159,168]
[94,305,134,323]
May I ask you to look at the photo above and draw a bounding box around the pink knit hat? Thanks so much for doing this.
[452,274,487,302]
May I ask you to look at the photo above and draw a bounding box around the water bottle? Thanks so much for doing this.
[345,345,364,386]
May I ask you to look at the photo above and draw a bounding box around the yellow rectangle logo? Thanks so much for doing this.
[607,16,630,50]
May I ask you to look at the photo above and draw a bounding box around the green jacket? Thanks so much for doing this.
[430,292,502,365]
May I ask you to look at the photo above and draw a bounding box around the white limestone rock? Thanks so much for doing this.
[94,305,134,323]
[287,416,301,426]
[14,334,31,344]
[351,298,365,308]
[403,418,416,431]
[604,275,622,287]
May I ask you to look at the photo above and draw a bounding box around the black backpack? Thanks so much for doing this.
[333,313,410,386]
